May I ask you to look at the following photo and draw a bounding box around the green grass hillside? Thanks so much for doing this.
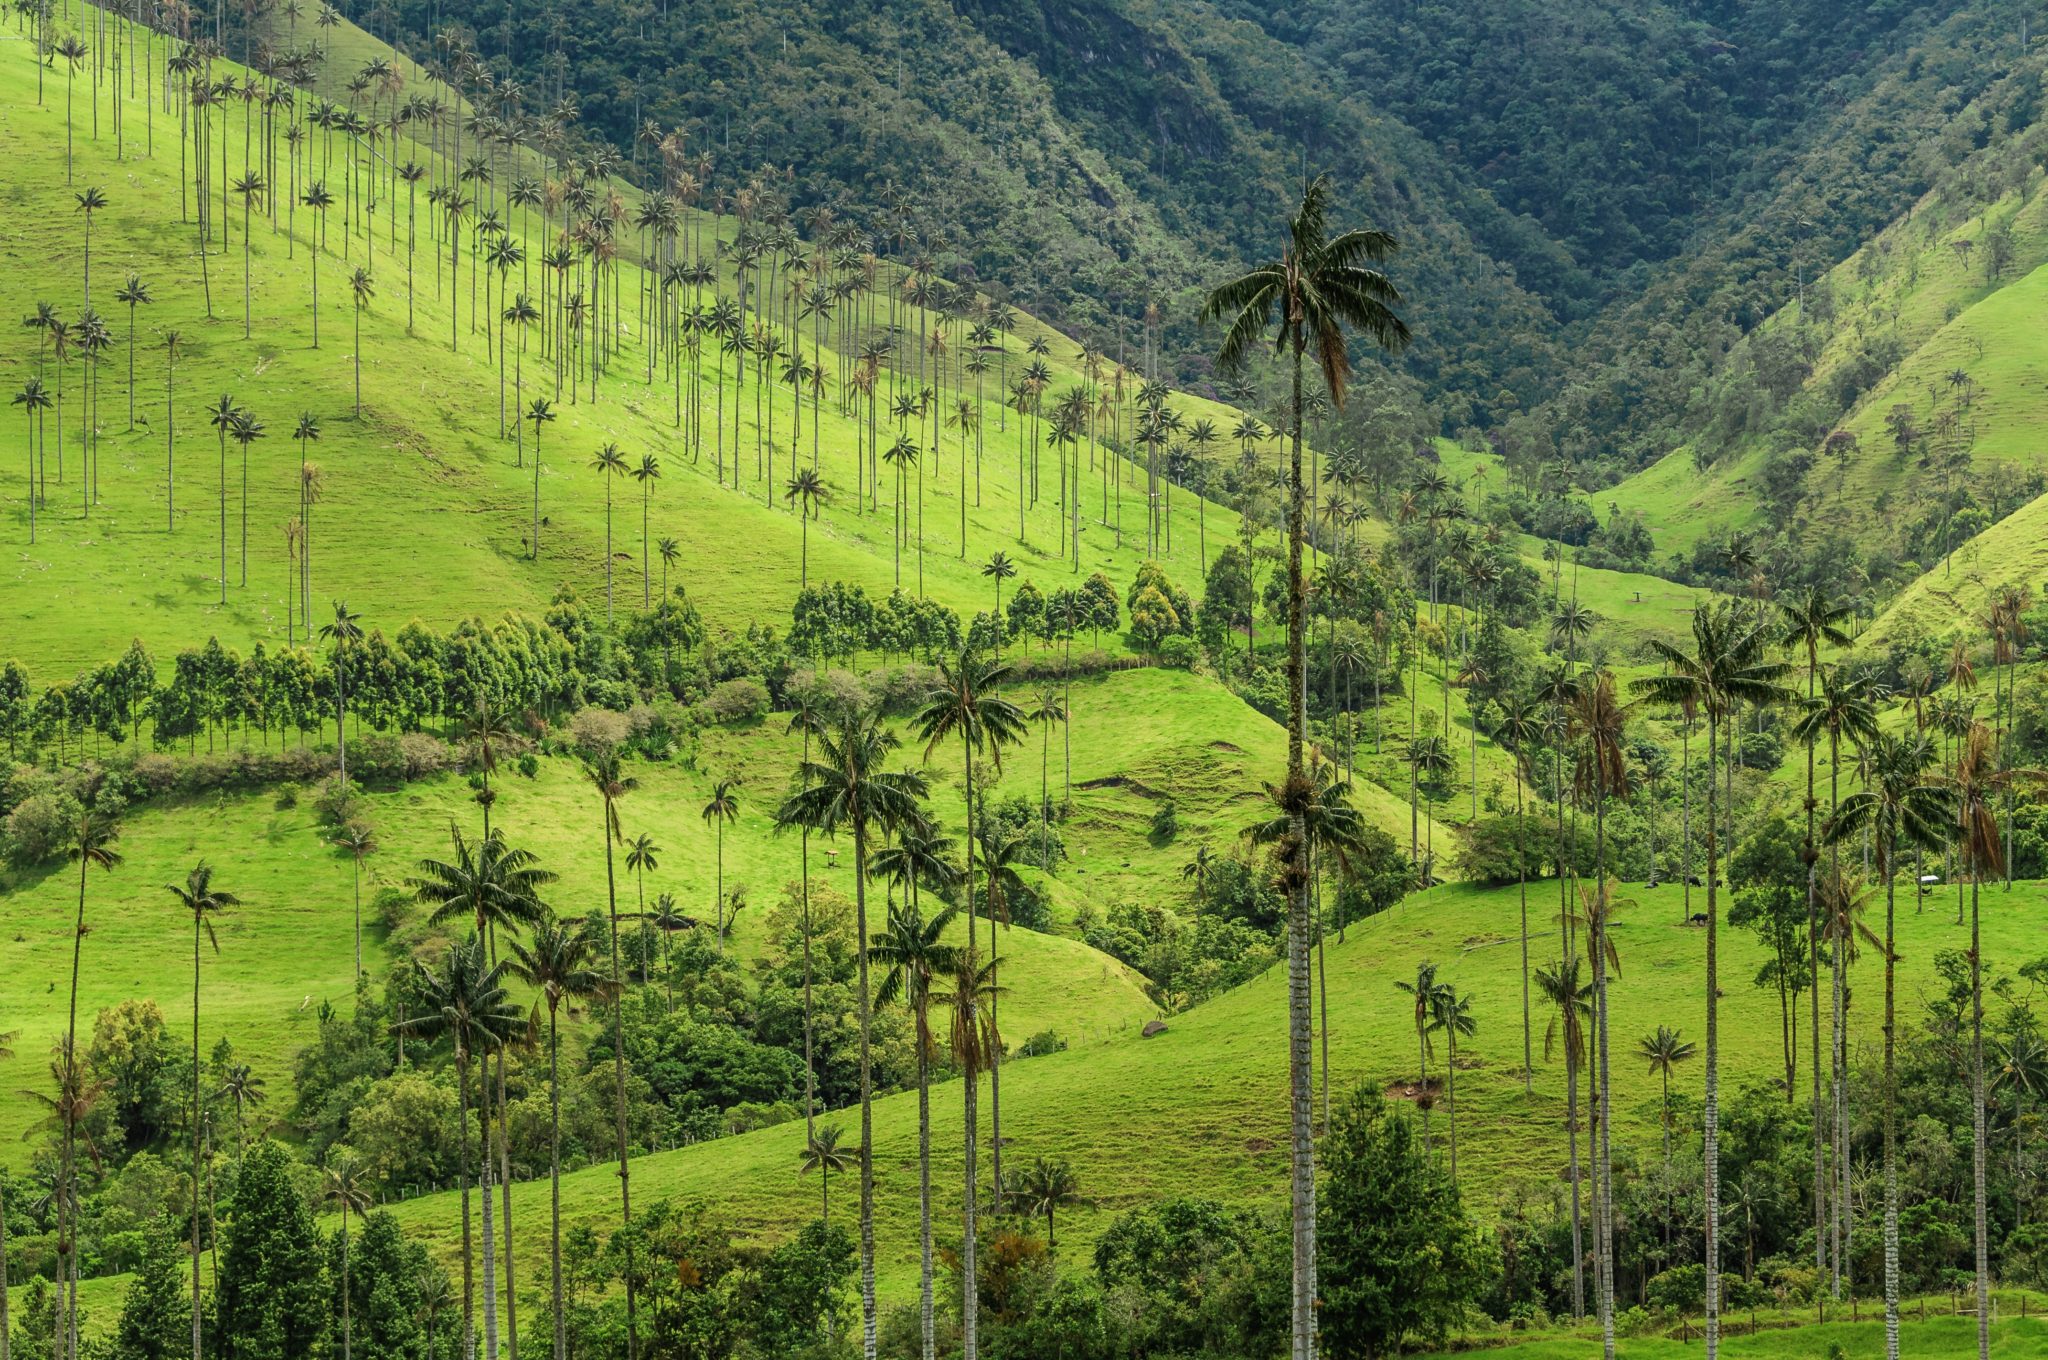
[0,666,1379,1156]
[1606,117,2048,585]
[0,14,1252,682]
[369,874,2048,1309]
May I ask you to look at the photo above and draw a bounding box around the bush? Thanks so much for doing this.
[1149,799,1180,844]
[1738,728,1785,772]
[569,705,633,750]
[1015,1029,1067,1058]
[864,663,941,715]
[7,790,80,865]
[313,775,366,828]
[700,677,770,726]
[516,752,540,779]
[1157,635,1198,670]
[1646,1263,1706,1314]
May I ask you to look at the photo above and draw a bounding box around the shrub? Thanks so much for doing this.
[569,705,633,751]
[700,677,770,726]
[1149,799,1179,844]
[6,788,83,865]
[1157,635,1199,670]
[313,775,366,828]
[516,752,540,779]
[129,753,182,797]
[1015,1029,1068,1058]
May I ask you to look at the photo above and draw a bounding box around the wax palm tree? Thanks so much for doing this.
[227,175,263,336]
[206,395,243,603]
[618,454,659,606]
[319,602,365,781]
[657,537,680,600]
[58,798,118,1341]
[392,934,525,1360]
[218,1064,266,1150]
[1631,602,1791,1356]
[1494,696,1546,1091]
[166,861,236,1360]
[1402,733,1455,870]
[1570,672,1631,1356]
[623,833,661,973]
[1205,174,1409,1360]
[113,275,150,431]
[1027,686,1066,868]
[333,825,377,978]
[1538,955,1593,1319]
[322,1150,372,1360]
[589,442,628,623]
[348,268,374,416]
[1012,1156,1082,1255]
[412,824,554,944]
[1640,1026,1697,1161]
[579,746,641,1360]
[11,379,49,544]
[1825,730,1953,1360]
[799,1123,856,1225]
[506,914,608,1360]
[301,182,334,346]
[1778,587,1854,1279]
[914,650,1027,1206]
[74,187,106,303]
[785,468,828,586]
[526,398,555,558]
[1429,986,1479,1183]
[1794,665,1879,1291]
[1395,960,1447,1152]
[871,901,959,1360]
[641,894,695,1012]
[776,706,929,1358]
[1951,721,2040,1360]
[938,951,1004,1360]
[981,552,1017,653]
[287,413,322,640]
[229,410,266,588]
[700,780,741,954]
[1181,845,1216,909]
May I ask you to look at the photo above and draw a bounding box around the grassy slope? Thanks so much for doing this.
[1420,1313,2048,1358]
[1864,490,2048,646]
[1430,442,1711,651]
[371,874,2048,1310]
[1607,155,2048,576]
[0,17,1248,682]
[2,666,1378,1156]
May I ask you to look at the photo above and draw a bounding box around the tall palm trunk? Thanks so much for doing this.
[479,1059,499,1360]
[547,998,567,1360]
[1970,872,1989,1360]
[191,904,204,1360]
[1516,769,1531,1093]
[1881,843,1900,1360]
[1283,333,1316,1360]
[601,814,638,1360]
[1804,667,1827,1284]
[455,1051,475,1360]
[917,1014,935,1360]
[61,849,94,1360]
[1704,712,1724,1358]
[1594,804,1615,1360]
[961,1044,981,1360]
[853,818,878,1360]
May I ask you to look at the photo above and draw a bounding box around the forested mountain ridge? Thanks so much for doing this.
[345,0,2028,454]
[357,0,1564,419]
